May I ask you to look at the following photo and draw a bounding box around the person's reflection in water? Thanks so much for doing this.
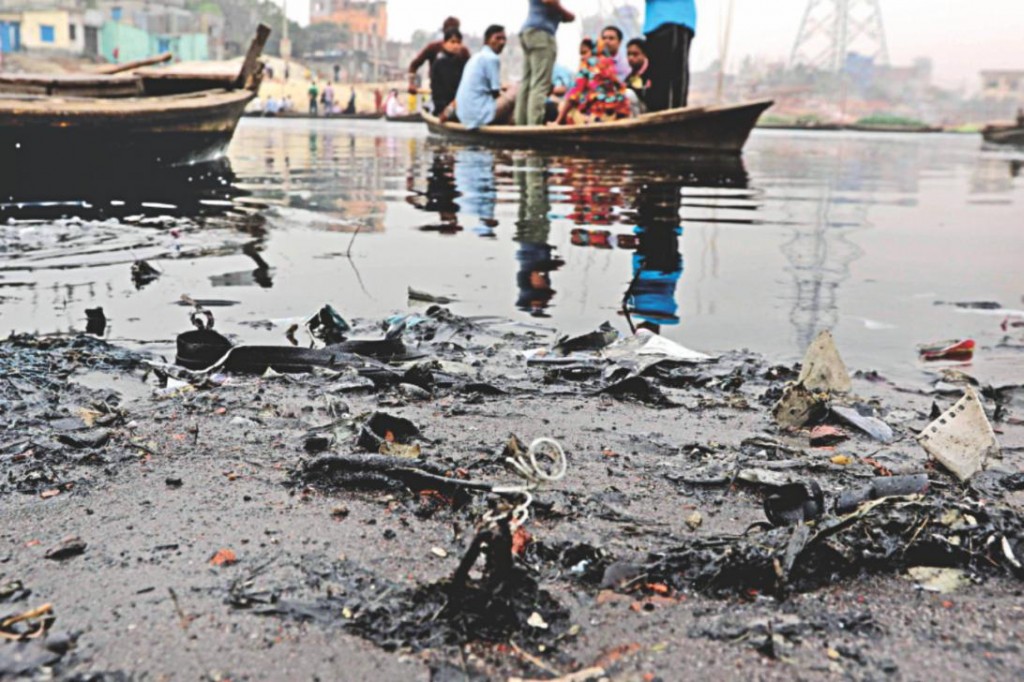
[407,149,462,233]
[622,180,684,334]
[454,148,501,237]
[514,157,564,317]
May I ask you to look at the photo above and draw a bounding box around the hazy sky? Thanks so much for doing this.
[288,1,1024,90]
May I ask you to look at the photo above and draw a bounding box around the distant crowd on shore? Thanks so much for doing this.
[408,0,697,129]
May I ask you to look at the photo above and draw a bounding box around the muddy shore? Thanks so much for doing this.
[2,310,1023,681]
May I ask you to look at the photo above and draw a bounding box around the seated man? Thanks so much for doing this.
[600,25,630,80]
[429,28,468,116]
[453,25,517,129]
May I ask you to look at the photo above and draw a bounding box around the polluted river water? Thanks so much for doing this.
[3,119,1024,679]
[1,120,1022,385]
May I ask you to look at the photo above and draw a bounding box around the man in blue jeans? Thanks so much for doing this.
[516,0,576,126]
[643,0,697,111]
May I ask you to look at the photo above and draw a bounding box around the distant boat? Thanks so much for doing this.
[386,112,425,123]
[0,25,270,178]
[423,100,773,154]
[249,110,385,120]
[982,122,1024,147]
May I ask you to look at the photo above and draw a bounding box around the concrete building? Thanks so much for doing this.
[16,8,87,53]
[96,1,224,62]
[0,14,22,53]
[309,0,387,79]
[0,1,222,62]
[981,70,1024,104]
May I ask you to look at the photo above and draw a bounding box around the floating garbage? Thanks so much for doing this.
[408,287,456,304]
[131,259,161,288]
[917,386,1001,482]
[84,307,106,336]
[919,338,976,361]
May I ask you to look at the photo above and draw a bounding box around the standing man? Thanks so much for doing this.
[643,0,697,111]
[454,25,517,129]
[429,28,468,116]
[516,0,576,126]
[307,81,319,115]
[407,17,471,96]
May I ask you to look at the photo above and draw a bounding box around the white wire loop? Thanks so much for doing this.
[488,437,567,528]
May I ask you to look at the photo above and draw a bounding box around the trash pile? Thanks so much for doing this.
[0,335,145,497]
[1,300,1022,677]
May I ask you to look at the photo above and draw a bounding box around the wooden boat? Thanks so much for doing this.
[982,123,1024,146]
[423,99,773,154]
[0,26,269,178]
[386,112,425,123]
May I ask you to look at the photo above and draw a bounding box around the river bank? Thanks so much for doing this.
[2,304,1023,679]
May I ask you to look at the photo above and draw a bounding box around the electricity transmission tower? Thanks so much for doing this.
[790,0,890,72]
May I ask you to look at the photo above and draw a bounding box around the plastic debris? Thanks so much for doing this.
[810,425,847,447]
[797,330,851,393]
[84,307,106,336]
[408,287,456,304]
[553,322,619,356]
[917,387,1000,482]
[834,474,930,514]
[764,481,825,526]
[606,328,713,363]
[772,382,828,429]
[918,338,976,362]
[44,537,86,561]
[831,405,895,443]
[907,566,971,594]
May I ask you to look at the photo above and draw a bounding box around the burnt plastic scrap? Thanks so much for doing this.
[764,481,825,526]
[645,498,1024,598]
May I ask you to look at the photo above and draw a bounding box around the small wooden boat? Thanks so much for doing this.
[423,99,773,154]
[0,26,269,178]
[982,123,1024,147]
[387,112,425,124]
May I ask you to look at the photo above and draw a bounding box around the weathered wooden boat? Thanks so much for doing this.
[982,122,1024,147]
[387,112,425,123]
[0,26,269,179]
[423,99,773,153]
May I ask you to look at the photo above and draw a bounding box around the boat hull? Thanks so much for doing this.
[424,100,773,154]
[0,89,253,179]
[982,125,1024,146]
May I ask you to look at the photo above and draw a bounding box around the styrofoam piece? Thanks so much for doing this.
[798,330,851,393]
[917,386,1001,482]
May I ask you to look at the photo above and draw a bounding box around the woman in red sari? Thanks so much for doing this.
[555,38,631,125]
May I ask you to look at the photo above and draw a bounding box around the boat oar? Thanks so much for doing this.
[94,53,173,75]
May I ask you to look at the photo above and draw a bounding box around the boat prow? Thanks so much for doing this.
[982,122,1024,147]
[423,99,773,154]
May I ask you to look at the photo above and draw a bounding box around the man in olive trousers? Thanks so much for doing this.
[516,0,575,126]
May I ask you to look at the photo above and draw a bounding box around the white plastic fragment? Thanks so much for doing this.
[527,611,549,629]
[916,386,1001,482]
[797,330,851,393]
[629,329,712,361]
